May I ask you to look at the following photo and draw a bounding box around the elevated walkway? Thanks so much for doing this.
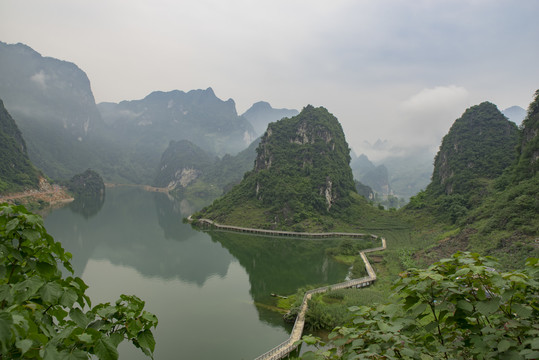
[188,217,386,360]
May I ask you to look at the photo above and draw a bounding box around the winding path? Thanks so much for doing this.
[188,217,386,360]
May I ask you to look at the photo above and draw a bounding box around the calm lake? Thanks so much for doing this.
[44,186,351,359]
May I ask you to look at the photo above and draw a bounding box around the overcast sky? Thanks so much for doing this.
[2,0,538,160]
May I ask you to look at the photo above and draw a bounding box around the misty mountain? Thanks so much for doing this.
[241,101,299,136]
[502,105,526,125]
[98,88,256,156]
[98,88,257,183]
[378,150,433,200]
[350,154,391,196]
[0,41,124,181]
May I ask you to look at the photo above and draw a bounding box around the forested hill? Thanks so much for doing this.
[406,93,538,268]
[428,101,519,198]
[0,99,40,193]
[194,105,382,231]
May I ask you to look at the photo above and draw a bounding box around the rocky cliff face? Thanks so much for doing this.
[429,102,519,196]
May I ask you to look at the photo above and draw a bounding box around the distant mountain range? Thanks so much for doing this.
[502,105,526,125]
[0,41,296,188]
[241,101,299,136]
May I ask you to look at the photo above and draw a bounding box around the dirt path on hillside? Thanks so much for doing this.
[0,178,74,206]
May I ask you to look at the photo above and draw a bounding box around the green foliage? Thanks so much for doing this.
[299,252,539,360]
[0,203,157,359]
[428,101,519,198]
[66,169,105,198]
[513,89,539,182]
[0,99,41,194]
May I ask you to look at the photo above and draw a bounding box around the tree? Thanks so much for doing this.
[299,252,539,359]
[0,203,158,359]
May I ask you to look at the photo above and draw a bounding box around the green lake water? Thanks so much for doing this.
[43,186,351,359]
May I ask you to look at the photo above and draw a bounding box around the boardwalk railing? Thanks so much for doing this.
[187,217,386,360]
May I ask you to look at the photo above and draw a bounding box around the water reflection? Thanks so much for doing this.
[69,192,105,218]
[43,187,354,359]
[45,187,232,285]
[208,232,350,305]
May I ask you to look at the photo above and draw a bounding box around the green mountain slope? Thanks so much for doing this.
[406,94,538,269]
[0,99,40,193]
[194,105,384,231]
[429,102,519,198]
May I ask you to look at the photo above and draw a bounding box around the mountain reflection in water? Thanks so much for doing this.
[43,186,352,359]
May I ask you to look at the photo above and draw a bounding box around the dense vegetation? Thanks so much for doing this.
[404,94,538,268]
[299,252,538,360]
[295,92,538,358]
[0,99,41,194]
[194,105,370,230]
[428,101,519,199]
[0,203,157,359]
[66,169,105,199]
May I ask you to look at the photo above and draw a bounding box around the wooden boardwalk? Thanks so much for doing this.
[188,217,387,360]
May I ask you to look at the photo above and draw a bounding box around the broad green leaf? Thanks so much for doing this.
[21,228,40,242]
[16,338,33,355]
[60,289,79,308]
[0,311,13,346]
[40,281,64,304]
[43,343,62,360]
[512,304,533,319]
[77,333,93,344]
[498,339,511,352]
[0,284,12,303]
[137,330,155,353]
[126,318,142,338]
[5,218,19,233]
[457,299,474,312]
[523,350,539,359]
[61,349,88,360]
[476,298,500,316]
[109,332,124,347]
[95,305,116,319]
[141,311,158,325]
[69,308,89,329]
[94,337,119,360]
[36,262,57,278]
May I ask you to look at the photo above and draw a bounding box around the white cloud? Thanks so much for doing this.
[30,70,47,89]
